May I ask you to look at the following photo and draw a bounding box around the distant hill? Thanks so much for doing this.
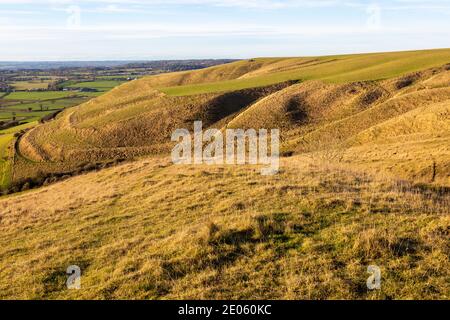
[0,59,237,71]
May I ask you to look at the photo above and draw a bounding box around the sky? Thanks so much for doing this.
[0,0,450,61]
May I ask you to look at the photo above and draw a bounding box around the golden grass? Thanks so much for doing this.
[0,156,448,299]
[1,51,449,300]
[10,81,51,91]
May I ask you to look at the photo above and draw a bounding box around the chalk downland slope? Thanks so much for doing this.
[155,48,450,95]
[16,56,450,185]
[0,156,448,299]
[1,49,449,300]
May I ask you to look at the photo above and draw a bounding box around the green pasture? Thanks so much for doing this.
[4,91,78,101]
[65,80,125,91]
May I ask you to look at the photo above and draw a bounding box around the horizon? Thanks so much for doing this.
[1,0,450,61]
[1,47,450,63]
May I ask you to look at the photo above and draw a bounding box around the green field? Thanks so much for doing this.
[81,92,104,97]
[4,91,79,100]
[65,80,126,91]
[6,97,86,111]
[0,97,86,124]
[0,121,37,135]
[158,49,450,96]
[0,81,120,128]
[96,75,135,80]
[0,91,104,127]
[0,112,15,119]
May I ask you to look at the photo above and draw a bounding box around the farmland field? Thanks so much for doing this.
[0,94,98,125]
[65,80,126,91]
[0,121,37,134]
[10,81,52,91]
[6,97,87,111]
[3,91,79,100]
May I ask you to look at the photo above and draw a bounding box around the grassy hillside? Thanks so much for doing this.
[0,122,38,189]
[1,49,449,299]
[0,156,448,299]
[154,49,450,96]
[0,134,14,187]
[14,56,450,186]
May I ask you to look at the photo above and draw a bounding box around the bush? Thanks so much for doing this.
[21,182,30,191]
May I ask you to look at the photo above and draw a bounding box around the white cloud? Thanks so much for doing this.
[1,20,448,41]
[0,10,41,14]
[0,0,368,9]
[0,0,449,10]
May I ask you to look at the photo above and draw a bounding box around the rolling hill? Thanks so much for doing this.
[10,49,450,186]
[0,49,449,299]
[154,48,450,95]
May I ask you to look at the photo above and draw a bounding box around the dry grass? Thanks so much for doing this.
[1,51,449,300]
[0,156,448,299]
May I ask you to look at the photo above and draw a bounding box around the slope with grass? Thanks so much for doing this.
[156,49,450,96]
[15,54,450,185]
[0,134,14,188]
[0,122,38,189]
[0,156,448,299]
[13,81,294,182]
[1,49,450,299]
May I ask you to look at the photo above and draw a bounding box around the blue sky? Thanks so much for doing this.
[1,0,450,61]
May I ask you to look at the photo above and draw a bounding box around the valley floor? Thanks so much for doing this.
[0,155,448,299]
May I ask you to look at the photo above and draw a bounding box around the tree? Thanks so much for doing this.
[12,112,16,121]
